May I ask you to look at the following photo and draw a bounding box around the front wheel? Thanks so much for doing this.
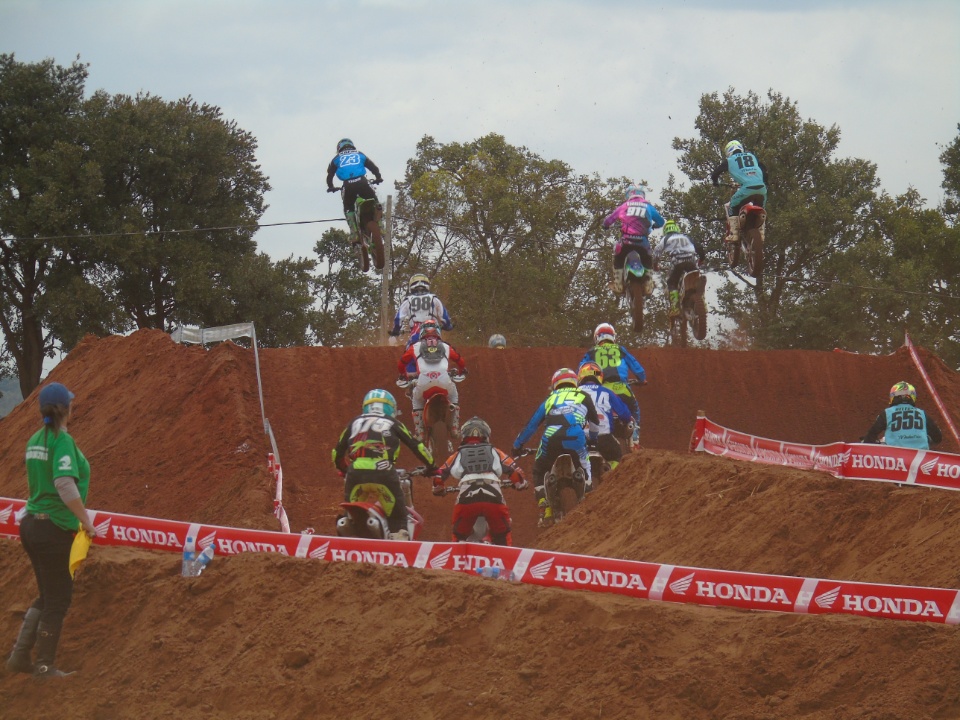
[355,238,370,273]
[626,277,645,333]
[366,221,385,270]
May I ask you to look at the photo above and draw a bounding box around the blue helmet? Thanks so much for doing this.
[625,184,646,201]
[362,389,397,417]
[337,138,355,153]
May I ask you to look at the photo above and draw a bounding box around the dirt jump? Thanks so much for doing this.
[2,329,959,719]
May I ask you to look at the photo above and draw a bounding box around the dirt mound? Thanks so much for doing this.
[2,330,960,718]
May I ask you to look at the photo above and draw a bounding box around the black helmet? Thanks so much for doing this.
[337,138,355,153]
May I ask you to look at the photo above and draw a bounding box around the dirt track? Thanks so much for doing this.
[2,330,960,718]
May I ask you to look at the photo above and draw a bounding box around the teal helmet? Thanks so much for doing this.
[337,138,355,153]
[362,389,397,417]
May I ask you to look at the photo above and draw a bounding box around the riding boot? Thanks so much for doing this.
[668,290,680,317]
[449,403,461,439]
[5,607,41,674]
[32,619,73,678]
[412,409,425,441]
[610,269,624,295]
[724,214,740,245]
[345,211,359,241]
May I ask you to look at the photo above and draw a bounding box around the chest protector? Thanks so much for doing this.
[419,341,447,365]
[458,443,497,475]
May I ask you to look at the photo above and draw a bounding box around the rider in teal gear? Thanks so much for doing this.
[862,381,942,449]
[710,140,769,246]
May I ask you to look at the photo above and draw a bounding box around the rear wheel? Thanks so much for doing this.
[367,221,385,270]
[425,396,450,456]
[726,238,741,269]
[627,277,645,333]
[356,237,370,273]
[746,228,764,279]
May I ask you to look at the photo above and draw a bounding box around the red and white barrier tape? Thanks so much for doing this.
[267,452,291,533]
[2,497,957,626]
[690,415,960,491]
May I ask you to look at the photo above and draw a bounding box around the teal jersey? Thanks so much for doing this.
[884,405,931,449]
[727,152,765,188]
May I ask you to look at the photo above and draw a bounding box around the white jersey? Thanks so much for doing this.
[653,233,698,266]
[579,385,614,435]
[398,293,446,329]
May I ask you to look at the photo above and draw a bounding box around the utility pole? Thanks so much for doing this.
[380,196,393,345]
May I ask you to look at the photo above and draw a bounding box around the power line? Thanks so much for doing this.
[773,274,960,302]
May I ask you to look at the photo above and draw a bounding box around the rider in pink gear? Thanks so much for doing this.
[603,184,665,294]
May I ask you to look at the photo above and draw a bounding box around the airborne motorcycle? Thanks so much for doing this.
[668,268,708,347]
[331,179,385,273]
[617,244,654,333]
[725,201,766,280]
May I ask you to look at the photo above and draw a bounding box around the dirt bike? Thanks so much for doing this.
[336,467,427,540]
[617,244,654,333]
[668,268,708,347]
[587,444,611,487]
[725,201,766,280]
[398,371,465,457]
[542,453,587,527]
[609,379,642,455]
[329,179,385,273]
[440,479,519,545]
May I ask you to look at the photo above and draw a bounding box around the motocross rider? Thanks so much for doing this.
[332,389,436,541]
[710,140,769,247]
[602,184,665,294]
[581,323,646,447]
[512,368,600,526]
[576,361,634,472]
[862,381,943,449]
[653,219,706,317]
[488,334,507,349]
[325,138,383,240]
[389,273,454,348]
[431,417,528,546]
[398,321,467,441]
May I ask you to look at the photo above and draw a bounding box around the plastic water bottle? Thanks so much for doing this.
[181,536,198,577]
[194,544,215,574]
[475,566,519,582]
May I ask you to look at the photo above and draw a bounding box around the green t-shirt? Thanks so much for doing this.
[25,426,90,532]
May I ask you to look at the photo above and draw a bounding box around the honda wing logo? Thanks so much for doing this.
[815,586,841,609]
[93,518,112,538]
[528,558,554,580]
[920,456,940,475]
[308,542,330,560]
[0,505,12,524]
[198,531,217,549]
[430,548,452,570]
[669,572,695,595]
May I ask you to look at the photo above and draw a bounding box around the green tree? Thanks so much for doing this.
[311,228,381,346]
[940,123,960,222]
[391,134,629,346]
[0,54,100,395]
[662,89,879,347]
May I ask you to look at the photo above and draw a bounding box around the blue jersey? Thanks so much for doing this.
[884,405,932,449]
[581,343,646,385]
[331,150,371,181]
[578,383,632,435]
[726,152,765,188]
[515,388,599,447]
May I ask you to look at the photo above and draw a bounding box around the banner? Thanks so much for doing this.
[2,496,958,626]
[690,416,960,492]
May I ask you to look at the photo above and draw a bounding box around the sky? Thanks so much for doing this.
[2,0,959,265]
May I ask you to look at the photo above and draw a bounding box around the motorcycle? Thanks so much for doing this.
[725,201,766,280]
[618,245,654,333]
[398,370,465,457]
[441,479,518,545]
[609,379,642,455]
[542,453,587,527]
[587,445,611,487]
[330,180,385,273]
[668,269,708,347]
[336,467,426,541]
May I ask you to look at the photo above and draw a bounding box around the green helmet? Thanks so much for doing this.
[663,220,681,236]
[362,389,396,417]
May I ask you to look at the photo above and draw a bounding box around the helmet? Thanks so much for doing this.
[460,417,491,442]
[578,362,603,385]
[420,320,441,340]
[337,138,355,153]
[488,334,506,349]
[594,322,616,344]
[625,184,646,201]
[663,219,681,236]
[362,389,397,417]
[551,368,578,391]
[889,381,917,405]
[408,274,430,295]
[724,140,744,158]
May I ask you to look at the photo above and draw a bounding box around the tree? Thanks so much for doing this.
[662,89,880,348]
[940,124,960,222]
[310,228,381,346]
[391,134,629,346]
[82,91,271,332]
[0,54,98,395]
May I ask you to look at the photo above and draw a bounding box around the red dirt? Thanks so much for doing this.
[2,329,960,719]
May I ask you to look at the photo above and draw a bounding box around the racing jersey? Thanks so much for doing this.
[603,198,665,240]
[333,413,433,473]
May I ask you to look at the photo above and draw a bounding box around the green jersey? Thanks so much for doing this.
[25,426,90,532]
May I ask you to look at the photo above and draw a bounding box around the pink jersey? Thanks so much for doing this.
[603,198,663,239]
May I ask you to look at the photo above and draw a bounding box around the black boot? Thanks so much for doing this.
[5,607,41,674]
[32,619,73,678]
